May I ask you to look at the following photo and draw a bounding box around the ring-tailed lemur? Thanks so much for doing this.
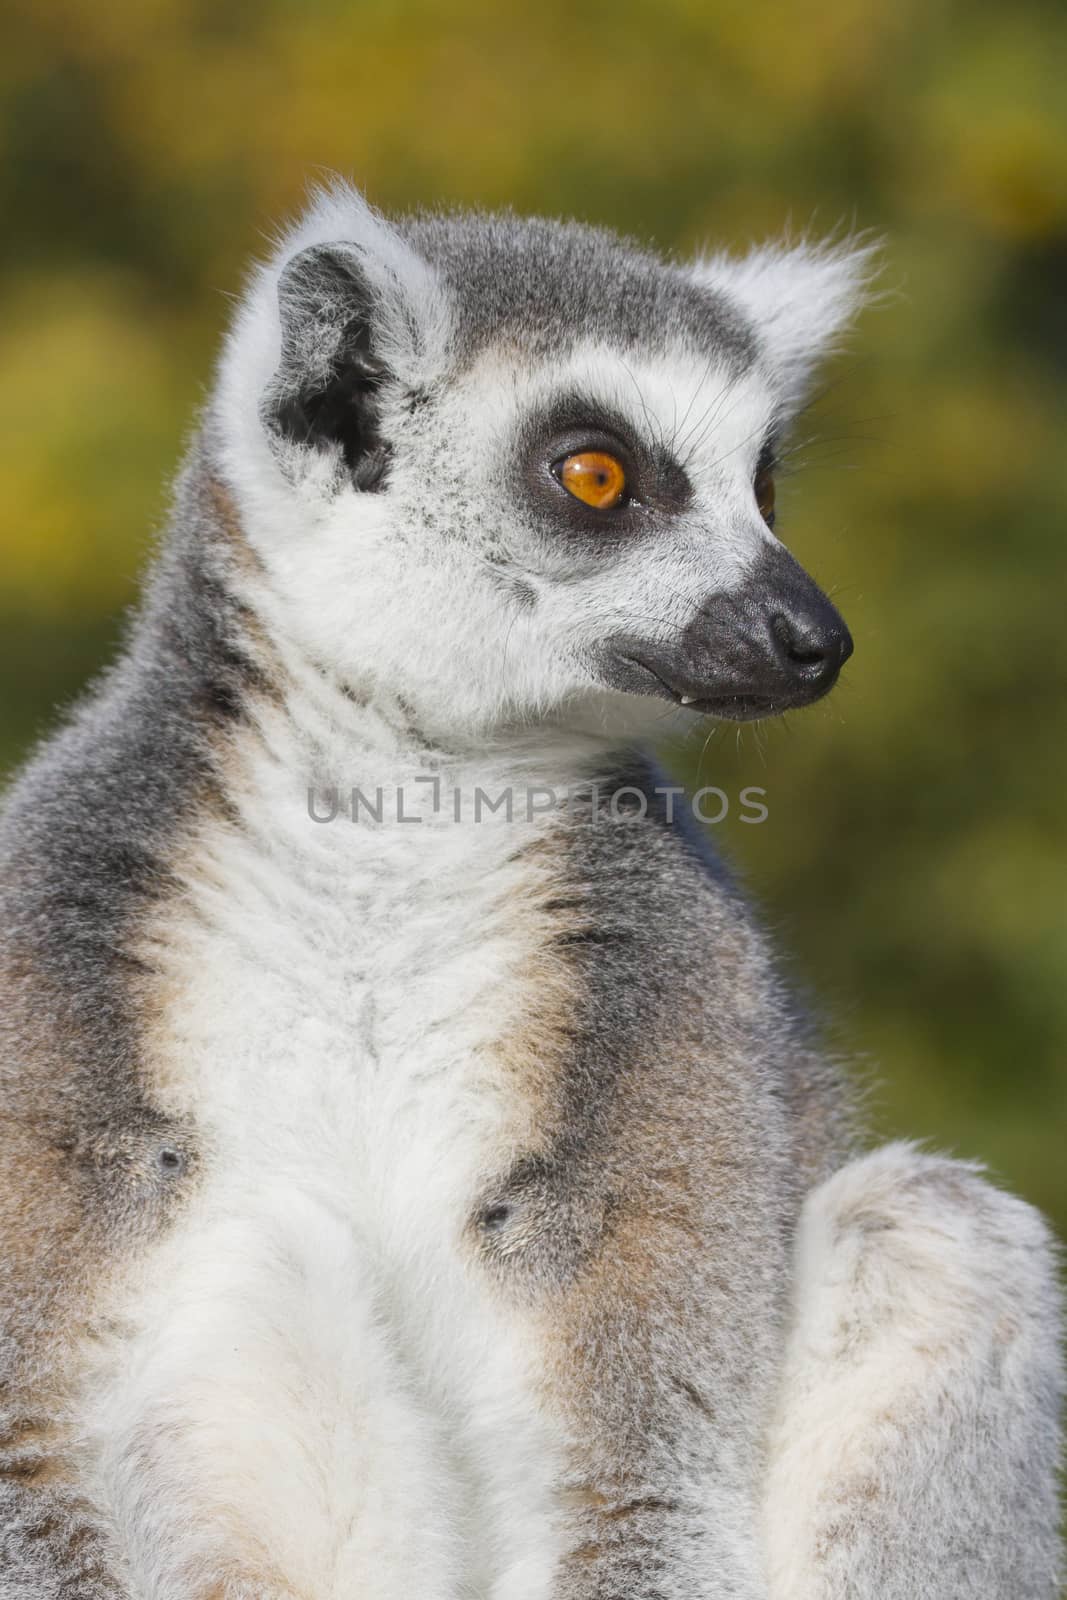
[0,183,1061,1600]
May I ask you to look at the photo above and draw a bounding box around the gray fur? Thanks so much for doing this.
[399,211,758,367]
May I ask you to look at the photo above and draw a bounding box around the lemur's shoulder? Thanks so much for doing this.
[539,753,852,1192]
[0,447,265,964]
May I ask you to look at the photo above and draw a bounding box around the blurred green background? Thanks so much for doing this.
[2,0,1065,1229]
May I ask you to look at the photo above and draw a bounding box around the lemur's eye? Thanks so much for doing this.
[754,463,776,528]
[555,451,628,510]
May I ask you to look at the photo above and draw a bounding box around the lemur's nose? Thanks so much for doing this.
[599,540,854,720]
[769,600,853,690]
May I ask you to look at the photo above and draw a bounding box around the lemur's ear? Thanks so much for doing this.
[267,244,391,489]
[257,187,448,490]
[690,238,877,415]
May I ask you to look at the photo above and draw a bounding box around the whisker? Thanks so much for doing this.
[670,353,720,454]
[617,358,666,455]
[676,376,738,464]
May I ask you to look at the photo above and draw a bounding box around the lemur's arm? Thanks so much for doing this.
[762,1143,1064,1600]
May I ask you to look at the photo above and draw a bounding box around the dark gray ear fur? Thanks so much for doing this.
[264,245,392,490]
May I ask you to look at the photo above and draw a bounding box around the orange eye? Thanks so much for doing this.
[755,465,776,526]
[557,451,628,510]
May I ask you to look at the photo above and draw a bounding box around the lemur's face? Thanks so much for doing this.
[217,187,868,741]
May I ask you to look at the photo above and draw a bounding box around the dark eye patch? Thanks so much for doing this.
[517,390,692,545]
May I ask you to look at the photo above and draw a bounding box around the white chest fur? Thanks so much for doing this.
[85,714,586,1600]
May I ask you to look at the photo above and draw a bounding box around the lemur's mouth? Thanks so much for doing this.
[615,655,799,722]
[676,693,784,721]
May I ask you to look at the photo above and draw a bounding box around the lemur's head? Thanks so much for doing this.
[215,183,870,743]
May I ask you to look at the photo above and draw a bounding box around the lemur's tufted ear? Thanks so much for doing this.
[266,245,392,489]
[689,238,877,416]
[254,185,448,491]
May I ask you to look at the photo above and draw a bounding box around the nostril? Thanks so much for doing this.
[771,612,830,669]
[770,611,852,679]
